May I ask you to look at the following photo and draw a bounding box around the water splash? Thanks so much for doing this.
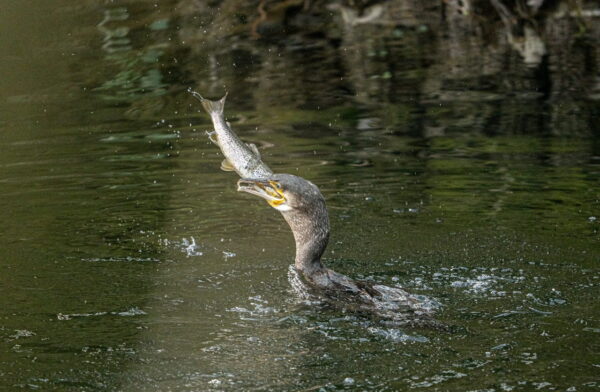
[222,251,236,260]
[9,330,36,339]
[181,237,203,257]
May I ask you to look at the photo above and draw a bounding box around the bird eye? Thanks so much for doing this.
[269,180,283,191]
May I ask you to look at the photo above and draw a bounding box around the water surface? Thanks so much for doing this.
[0,1,598,391]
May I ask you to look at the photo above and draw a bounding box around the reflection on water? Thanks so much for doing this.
[0,0,598,391]
[95,6,169,102]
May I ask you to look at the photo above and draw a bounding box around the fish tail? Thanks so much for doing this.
[188,88,227,115]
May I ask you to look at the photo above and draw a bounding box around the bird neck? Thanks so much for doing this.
[281,204,330,277]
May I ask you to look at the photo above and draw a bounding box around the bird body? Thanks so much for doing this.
[194,91,441,326]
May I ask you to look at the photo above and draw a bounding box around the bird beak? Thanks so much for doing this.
[237,178,286,207]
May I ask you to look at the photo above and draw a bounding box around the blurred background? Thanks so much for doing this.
[0,0,598,391]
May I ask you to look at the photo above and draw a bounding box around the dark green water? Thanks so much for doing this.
[1,1,599,391]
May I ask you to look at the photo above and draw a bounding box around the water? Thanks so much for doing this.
[1,1,599,390]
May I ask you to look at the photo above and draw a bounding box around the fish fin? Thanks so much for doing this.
[189,89,228,115]
[220,159,235,172]
[246,143,261,159]
[206,131,219,145]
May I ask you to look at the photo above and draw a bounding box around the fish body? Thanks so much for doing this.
[190,90,272,179]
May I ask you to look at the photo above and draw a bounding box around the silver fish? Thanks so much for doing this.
[190,89,273,179]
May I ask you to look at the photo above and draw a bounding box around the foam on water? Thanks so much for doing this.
[366,327,430,343]
[227,296,279,321]
[56,307,147,320]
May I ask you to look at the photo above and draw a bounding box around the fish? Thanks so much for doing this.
[189,89,273,179]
